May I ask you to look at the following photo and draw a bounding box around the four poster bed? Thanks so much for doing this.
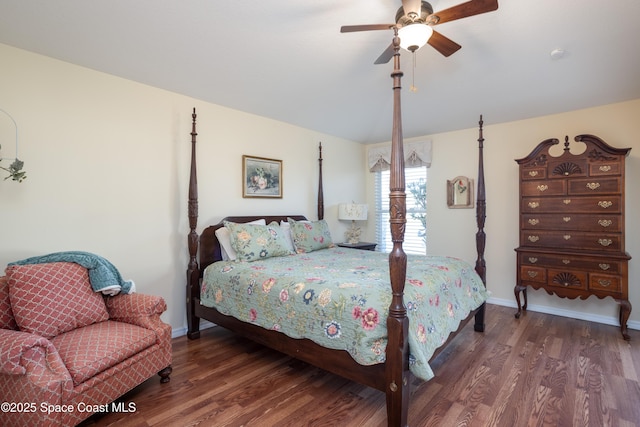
[186,35,488,427]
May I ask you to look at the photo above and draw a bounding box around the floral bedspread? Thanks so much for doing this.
[201,247,488,381]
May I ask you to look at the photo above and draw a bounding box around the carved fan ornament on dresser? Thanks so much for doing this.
[514,135,632,340]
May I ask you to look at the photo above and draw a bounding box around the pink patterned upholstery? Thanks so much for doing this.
[0,276,17,330]
[0,264,172,427]
[51,321,157,386]
[6,263,109,338]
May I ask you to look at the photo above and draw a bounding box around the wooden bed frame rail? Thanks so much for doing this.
[185,33,487,427]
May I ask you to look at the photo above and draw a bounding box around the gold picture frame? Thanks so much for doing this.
[447,176,474,209]
[242,155,282,198]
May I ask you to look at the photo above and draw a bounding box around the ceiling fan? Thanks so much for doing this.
[341,0,498,64]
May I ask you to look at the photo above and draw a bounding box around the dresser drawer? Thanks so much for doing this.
[520,231,621,251]
[547,158,588,178]
[568,178,621,195]
[521,196,622,213]
[521,180,566,196]
[521,214,621,232]
[519,265,546,283]
[589,162,622,176]
[521,167,547,180]
[548,269,588,290]
[518,252,622,274]
[589,273,621,292]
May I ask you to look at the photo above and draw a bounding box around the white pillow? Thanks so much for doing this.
[279,221,295,253]
[215,219,266,261]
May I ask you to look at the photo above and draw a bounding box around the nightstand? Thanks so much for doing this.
[337,242,377,251]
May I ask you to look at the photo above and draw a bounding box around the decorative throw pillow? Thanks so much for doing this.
[215,219,266,261]
[6,262,109,339]
[224,221,294,262]
[287,217,334,253]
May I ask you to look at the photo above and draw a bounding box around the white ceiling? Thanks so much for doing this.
[1,0,639,144]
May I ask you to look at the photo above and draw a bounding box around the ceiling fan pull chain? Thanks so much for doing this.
[410,51,418,93]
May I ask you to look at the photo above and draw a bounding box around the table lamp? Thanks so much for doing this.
[338,203,368,244]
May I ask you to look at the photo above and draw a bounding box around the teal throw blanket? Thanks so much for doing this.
[9,251,135,295]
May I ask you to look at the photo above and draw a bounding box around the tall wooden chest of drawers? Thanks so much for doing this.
[514,134,632,340]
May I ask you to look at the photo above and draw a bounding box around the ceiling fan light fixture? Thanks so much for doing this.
[398,23,433,52]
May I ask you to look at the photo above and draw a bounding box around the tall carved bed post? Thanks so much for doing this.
[385,31,410,427]
[187,108,200,340]
[317,142,324,220]
[474,115,487,332]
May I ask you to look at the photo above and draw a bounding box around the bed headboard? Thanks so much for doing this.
[187,108,325,282]
[198,215,308,276]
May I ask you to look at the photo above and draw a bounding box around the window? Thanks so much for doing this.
[374,166,427,254]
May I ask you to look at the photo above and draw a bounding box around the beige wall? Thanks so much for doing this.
[0,43,365,335]
[365,99,640,329]
[2,42,638,335]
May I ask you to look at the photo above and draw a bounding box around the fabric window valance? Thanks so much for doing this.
[368,140,432,172]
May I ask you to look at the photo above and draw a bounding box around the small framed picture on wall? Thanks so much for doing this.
[242,155,283,198]
[447,176,474,208]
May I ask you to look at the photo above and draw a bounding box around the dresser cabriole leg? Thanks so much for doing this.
[514,285,528,319]
[617,299,631,340]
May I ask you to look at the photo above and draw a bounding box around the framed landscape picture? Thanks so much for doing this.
[242,155,282,198]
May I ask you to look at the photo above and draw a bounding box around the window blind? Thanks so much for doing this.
[374,166,427,255]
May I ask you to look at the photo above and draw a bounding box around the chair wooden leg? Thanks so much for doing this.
[158,365,172,383]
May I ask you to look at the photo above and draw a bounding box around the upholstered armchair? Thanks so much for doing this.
[0,262,172,427]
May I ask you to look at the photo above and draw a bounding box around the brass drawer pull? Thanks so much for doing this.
[537,184,548,192]
[598,219,612,227]
[529,171,539,177]
[528,257,538,263]
[598,238,612,247]
[528,218,539,226]
[527,271,538,278]
[586,182,601,190]
[563,217,571,222]
[599,263,610,270]
[598,201,613,208]
[563,235,571,240]
[597,279,611,287]
[528,235,539,242]
[562,259,571,264]
[528,202,539,209]
[563,199,571,204]
[599,165,612,172]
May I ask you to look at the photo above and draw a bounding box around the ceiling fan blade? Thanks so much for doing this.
[431,0,498,25]
[341,24,394,33]
[402,0,422,17]
[374,43,395,64]
[427,30,462,57]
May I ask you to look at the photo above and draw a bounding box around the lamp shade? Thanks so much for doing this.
[398,23,433,52]
[338,203,368,221]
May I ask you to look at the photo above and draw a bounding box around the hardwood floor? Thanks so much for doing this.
[80,304,640,426]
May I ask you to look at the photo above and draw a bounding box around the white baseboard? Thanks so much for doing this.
[171,320,216,339]
[487,296,640,331]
